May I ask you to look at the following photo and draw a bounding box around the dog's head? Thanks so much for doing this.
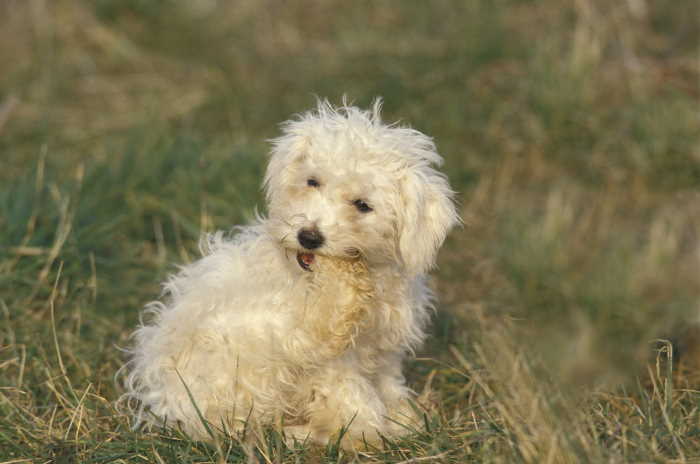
[264,99,459,276]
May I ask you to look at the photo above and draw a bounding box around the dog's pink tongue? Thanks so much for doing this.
[296,252,315,271]
[299,253,315,266]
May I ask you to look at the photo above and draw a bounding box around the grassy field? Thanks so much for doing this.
[1,0,699,462]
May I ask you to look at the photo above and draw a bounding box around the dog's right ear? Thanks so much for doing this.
[264,128,310,202]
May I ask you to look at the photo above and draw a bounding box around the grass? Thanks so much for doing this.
[1,0,699,462]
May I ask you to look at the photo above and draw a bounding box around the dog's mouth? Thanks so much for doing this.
[296,252,315,272]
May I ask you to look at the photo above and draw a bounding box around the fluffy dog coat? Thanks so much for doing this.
[122,100,458,446]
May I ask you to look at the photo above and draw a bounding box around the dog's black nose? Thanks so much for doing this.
[297,228,325,250]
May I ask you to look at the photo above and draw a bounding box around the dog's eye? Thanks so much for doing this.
[352,199,373,213]
[307,178,320,187]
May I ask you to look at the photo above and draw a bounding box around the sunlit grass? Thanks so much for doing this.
[1,0,698,461]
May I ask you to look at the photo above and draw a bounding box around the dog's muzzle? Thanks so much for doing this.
[296,228,323,272]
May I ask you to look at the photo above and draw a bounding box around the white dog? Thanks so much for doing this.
[121,100,458,448]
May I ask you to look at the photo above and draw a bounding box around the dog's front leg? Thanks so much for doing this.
[374,354,423,435]
[302,359,388,449]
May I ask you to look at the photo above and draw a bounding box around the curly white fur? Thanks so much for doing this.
[119,99,458,448]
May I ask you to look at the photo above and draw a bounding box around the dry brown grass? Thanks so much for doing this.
[1,0,699,462]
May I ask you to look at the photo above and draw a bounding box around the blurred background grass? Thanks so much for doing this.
[1,0,699,462]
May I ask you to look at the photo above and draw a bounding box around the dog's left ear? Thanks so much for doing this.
[398,168,459,276]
